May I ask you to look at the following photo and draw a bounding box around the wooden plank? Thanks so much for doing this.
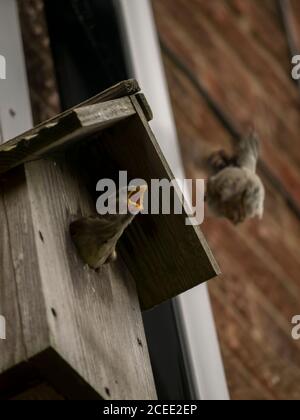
[0,185,26,375]
[0,153,157,399]
[24,78,140,135]
[86,79,141,103]
[0,91,156,398]
[153,0,300,207]
[21,152,157,399]
[12,383,64,400]
[0,362,40,399]
[0,73,218,394]
[31,348,104,400]
[0,97,136,174]
[79,97,220,310]
[227,0,290,70]
[1,0,153,399]
[25,78,139,133]
[165,0,300,400]
[135,93,154,122]
[1,167,50,358]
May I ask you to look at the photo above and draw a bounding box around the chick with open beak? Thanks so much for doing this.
[70,185,147,269]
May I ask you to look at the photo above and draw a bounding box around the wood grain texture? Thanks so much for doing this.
[1,0,220,400]
[24,153,156,399]
[12,383,64,401]
[17,0,61,124]
[0,184,26,375]
[0,154,157,399]
[282,0,300,56]
[0,77,219,396]
[77,96,219,310]
[0,97,136,175]
[0,85,219,311]
[0,80,157,398]
[135,93,154,122]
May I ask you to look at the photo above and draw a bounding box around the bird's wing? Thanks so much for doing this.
[70,216,123,268]
[208,167,249,202]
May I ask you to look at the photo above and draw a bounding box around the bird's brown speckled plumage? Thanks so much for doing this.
[70,186,147,269]
[207,132,265,225]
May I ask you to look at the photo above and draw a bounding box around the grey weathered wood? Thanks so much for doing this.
[0,97,136,174]
[85,78,141,103]
[0,91,219,312]
[78,95,220,310]
[126,98,220,308]
[0,79,219,397]
[1,78,139,150]
[0,155,157,399]
[135,93,154,122]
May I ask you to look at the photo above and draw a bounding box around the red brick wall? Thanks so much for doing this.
[152,0,300,400]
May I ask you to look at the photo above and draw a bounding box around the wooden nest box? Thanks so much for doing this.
[0,80,219,400]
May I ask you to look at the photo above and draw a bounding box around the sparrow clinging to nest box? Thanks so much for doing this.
[206,131,265,225]
[70,185,147,269]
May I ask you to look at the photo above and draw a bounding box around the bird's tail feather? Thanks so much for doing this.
[236,130,260,172]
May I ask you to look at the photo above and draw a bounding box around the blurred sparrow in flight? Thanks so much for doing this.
[206,131,265,225]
